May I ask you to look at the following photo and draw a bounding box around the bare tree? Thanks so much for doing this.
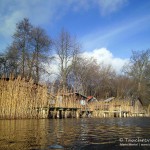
[30,27,52,83]
[113,75,135,98]
[6,44,19,77]
[70,57,116,98]
[12,18,33,77]
[54,29,80,88]
[0,46,19,78]
[123,49,150,104]
[4,18,52,83]
[0,53,8,77]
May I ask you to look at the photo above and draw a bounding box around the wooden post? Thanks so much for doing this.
[64,110,68,118]
[53,109,56,119]
[119,107,122,117]
[104,112,105,118]
[57,110,60,118]
[76,110,79,118]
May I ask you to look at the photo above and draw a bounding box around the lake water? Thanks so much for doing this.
[0,118,150,150]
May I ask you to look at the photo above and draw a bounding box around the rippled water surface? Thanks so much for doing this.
[0,118,150,150]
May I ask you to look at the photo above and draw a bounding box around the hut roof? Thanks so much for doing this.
[87,96,97,102]
[75,92,87,99]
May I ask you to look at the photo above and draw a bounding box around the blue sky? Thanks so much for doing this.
[0,0,150,60]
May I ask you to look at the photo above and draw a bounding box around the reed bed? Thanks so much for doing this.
[0,75,48,119]
[90,98,145,117]
[92,99,132,112]
[2,75,145,119]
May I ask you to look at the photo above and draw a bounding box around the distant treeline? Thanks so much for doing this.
[0,18,150,104]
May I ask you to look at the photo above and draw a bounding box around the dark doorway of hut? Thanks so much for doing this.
[114,112,120,117]
[114,112,117,117]
[59,110,63,119]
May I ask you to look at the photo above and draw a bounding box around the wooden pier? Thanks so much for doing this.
[48,107,80,119]
[40,94,147,119]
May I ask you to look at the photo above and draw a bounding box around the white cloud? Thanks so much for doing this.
[81,48,129,73]
[44,48,129,82]
[70,0,128,15]
[0,0,129,53]
[0,0,128,38]
[0,0,70,52]
[0,11,24,38]
[95,0,128,15]
[0,0,64,38]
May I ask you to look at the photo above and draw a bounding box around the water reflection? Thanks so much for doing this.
[0,118,150,150]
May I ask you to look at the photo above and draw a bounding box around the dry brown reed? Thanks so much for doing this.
[2,75,144,119]
[90,98,145,117]
[53,89,81,109]
[0,75,48,119]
